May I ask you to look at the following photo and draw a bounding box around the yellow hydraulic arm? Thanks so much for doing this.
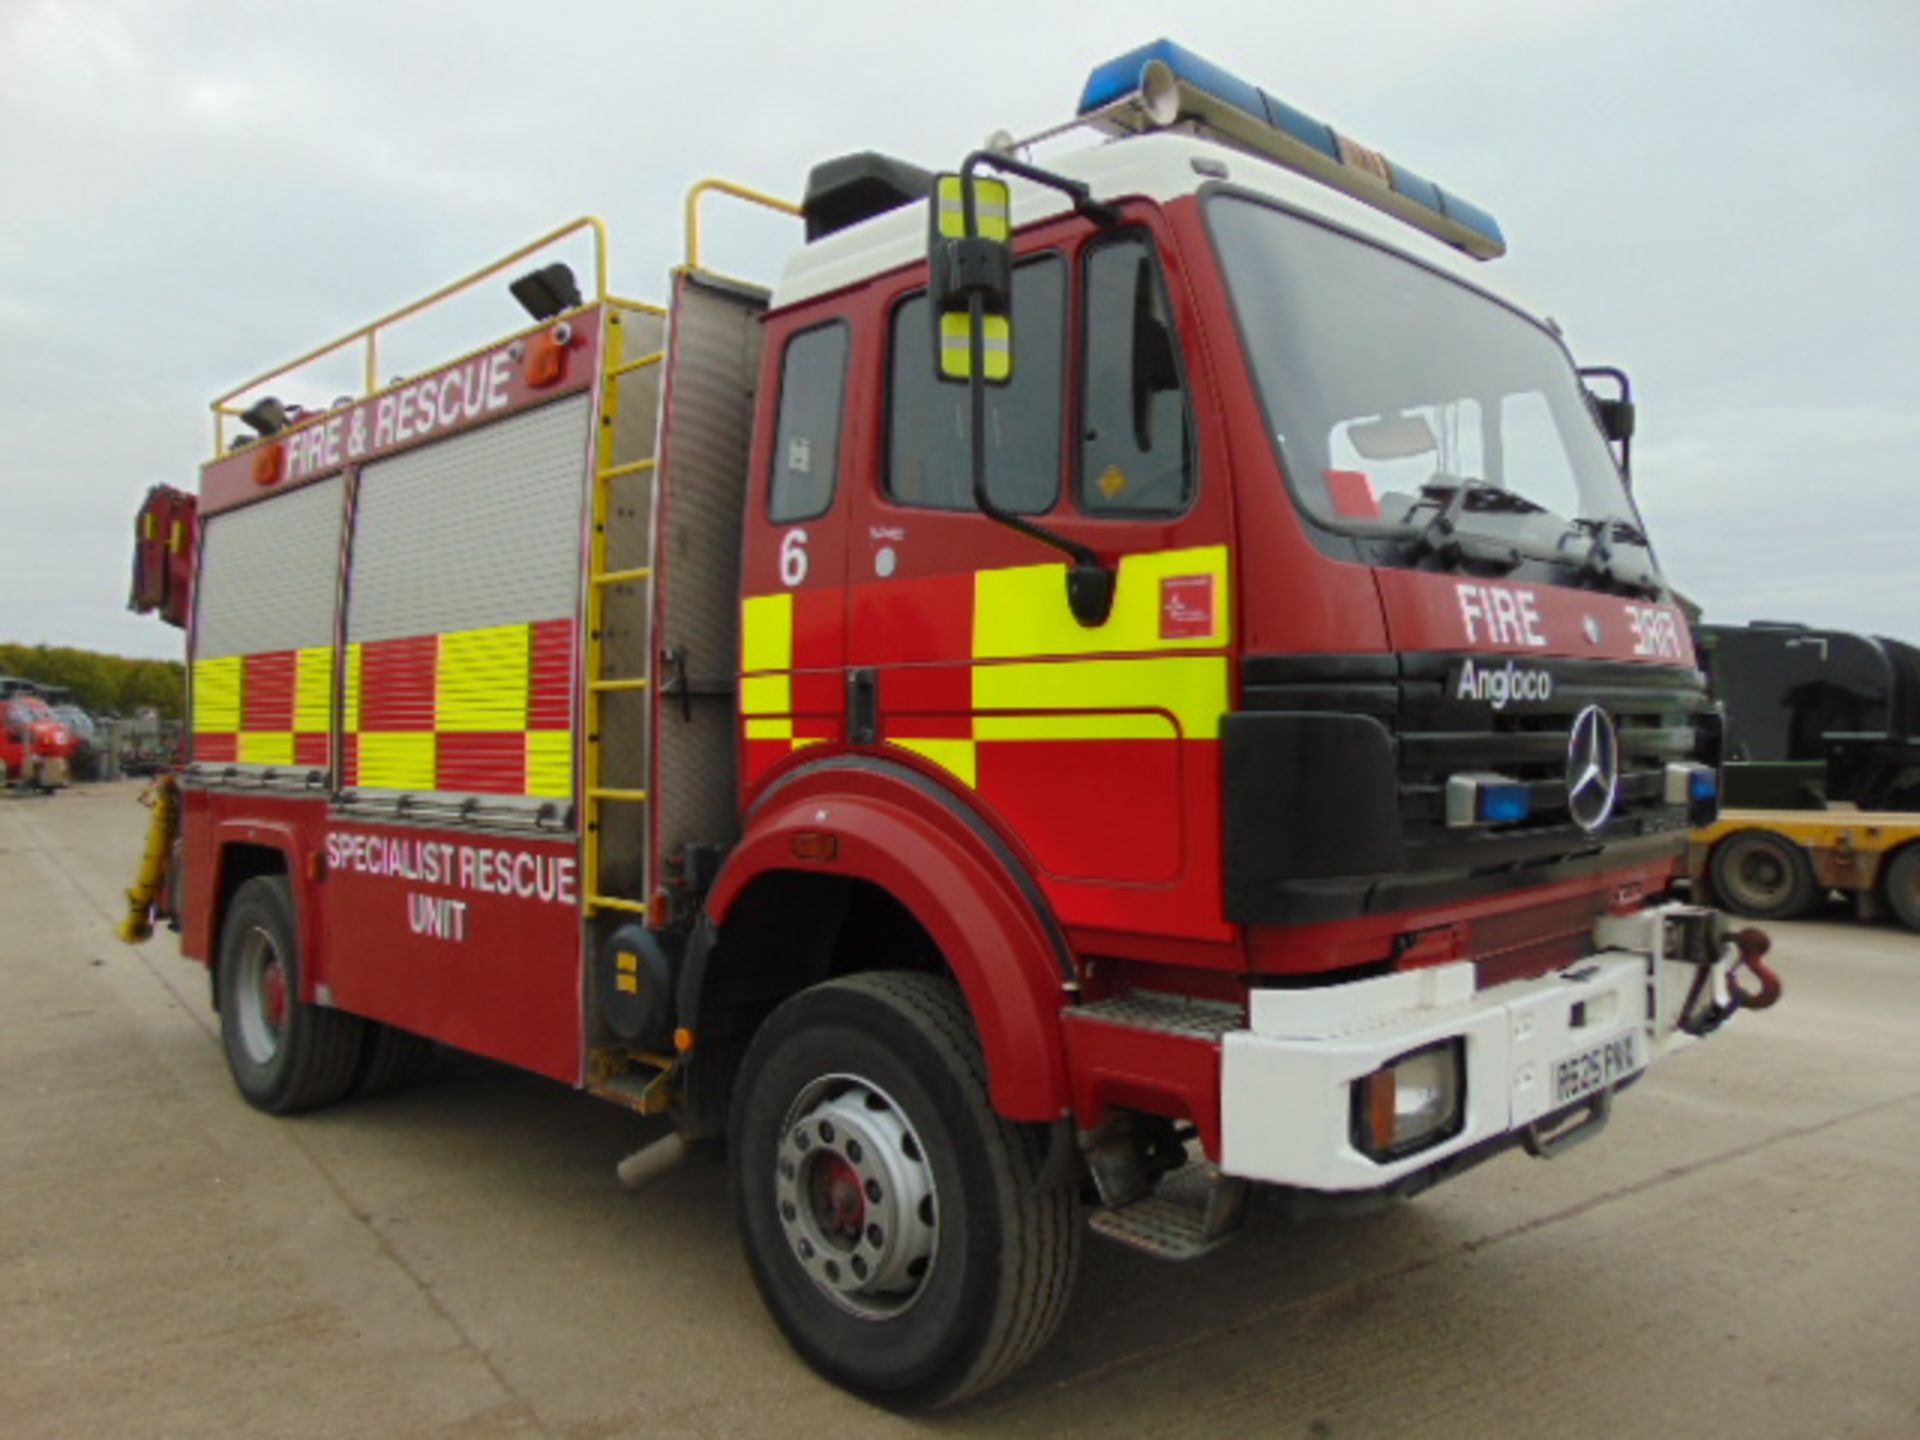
[117,775,180,943]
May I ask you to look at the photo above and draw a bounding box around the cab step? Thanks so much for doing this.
[1067,991,1242,1039]
[1088,1163,1248,1262]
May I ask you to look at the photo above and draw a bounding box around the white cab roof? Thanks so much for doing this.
[772,130,1543,323]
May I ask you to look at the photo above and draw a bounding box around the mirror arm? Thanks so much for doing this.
[961,150,1120,227]
[962,290,1114,627]
[1579,363,1636,485]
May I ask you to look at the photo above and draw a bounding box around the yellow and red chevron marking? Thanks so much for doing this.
[191,647,332,767]
[193,620,575,798]
[344,618,575,797]
[739,545,1231,788]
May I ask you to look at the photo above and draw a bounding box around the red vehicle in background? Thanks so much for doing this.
[123,40,1784,1408]
[2,692,76,789]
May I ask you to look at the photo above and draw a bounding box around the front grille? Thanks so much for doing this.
[1241,651,1712,880]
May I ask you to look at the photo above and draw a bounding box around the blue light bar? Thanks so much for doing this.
[1077,39,1506,261]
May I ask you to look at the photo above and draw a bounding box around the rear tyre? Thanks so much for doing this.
[730,972,1079,1410]
[1883,846,1920,933]
[354,1023,438,1099]
[1710,830,1817,921]
[217,876,365,1114]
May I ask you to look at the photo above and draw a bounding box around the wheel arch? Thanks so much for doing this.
[693,758,1073,1126]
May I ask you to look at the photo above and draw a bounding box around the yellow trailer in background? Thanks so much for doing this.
[1690,807,1920,932]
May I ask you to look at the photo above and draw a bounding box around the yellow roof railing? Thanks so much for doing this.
[209,215,616,457]
[683,178,802,290]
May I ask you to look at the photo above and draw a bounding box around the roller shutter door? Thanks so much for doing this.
[189,476,345,774]
[343,396,590,810]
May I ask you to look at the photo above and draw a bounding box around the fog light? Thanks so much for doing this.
[1351,1039,1465,1161]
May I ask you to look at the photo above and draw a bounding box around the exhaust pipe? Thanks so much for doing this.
[616,1131,691,1194]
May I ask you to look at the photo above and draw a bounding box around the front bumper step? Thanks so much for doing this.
[1089,1163,1248,1261]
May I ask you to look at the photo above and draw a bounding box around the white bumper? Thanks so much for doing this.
[1220,904,1734,1191]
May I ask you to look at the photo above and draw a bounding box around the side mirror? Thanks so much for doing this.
[1128,255,1180,451]
[1578,364,1636,484]
[1591,396,1635,444]
[928,172,1014,385]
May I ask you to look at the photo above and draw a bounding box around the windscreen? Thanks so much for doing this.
[1207,193,1650,578]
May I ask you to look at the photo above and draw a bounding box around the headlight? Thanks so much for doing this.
[1350,1038,1465,1161]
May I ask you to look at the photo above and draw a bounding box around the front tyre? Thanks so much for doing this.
[730,972,1079,1410]
[217,876,365,1114]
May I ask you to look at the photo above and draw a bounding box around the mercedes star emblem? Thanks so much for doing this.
[1565,704,1619,832]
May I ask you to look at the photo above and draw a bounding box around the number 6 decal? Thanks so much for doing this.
[779,528,809,587]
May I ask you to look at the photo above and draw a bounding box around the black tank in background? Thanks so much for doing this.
[1697,622,1920,812]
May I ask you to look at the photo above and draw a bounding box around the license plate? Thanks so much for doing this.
[1552,1030,1642,1106]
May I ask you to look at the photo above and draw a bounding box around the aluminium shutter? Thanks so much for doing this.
[195,477,344,660]
[344,396,591,805]
[191,476,345,774]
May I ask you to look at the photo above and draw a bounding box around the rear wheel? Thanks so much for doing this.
[730,972,1079,1410]
[1711,830,1818,921]
[354,1022,438,1098]
[217,876,364,1114]
[1883,846,1920,933]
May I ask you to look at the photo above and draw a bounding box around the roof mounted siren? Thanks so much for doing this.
[1069,39,1507,262]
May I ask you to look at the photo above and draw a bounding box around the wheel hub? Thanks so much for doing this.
[261,960,288,1028]
[234,925,287,1066]
[775,1075,938,1319]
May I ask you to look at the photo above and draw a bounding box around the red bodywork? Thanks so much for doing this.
[176,196,1699,1152]
[713,191,1698,1137]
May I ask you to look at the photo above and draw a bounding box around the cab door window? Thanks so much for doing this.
[1078,235,1194,516]
[887,254,1066,514]
[769,322,849,524]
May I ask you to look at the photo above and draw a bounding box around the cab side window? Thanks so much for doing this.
[1079,235,1193,516]
[887,254,1066,515]
[769,322,849,524]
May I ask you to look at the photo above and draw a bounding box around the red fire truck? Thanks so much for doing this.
[3,689,77,789]
[130,41,1779,1407]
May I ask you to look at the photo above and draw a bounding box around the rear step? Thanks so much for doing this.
[1089,1163,1249,1262]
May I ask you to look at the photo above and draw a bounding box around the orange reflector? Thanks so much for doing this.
[673,1026,695,1053]
[1366,1069,1396,1153]
[791,831,838,862]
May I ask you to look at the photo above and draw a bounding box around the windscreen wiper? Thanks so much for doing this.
[1404,478,1541,568]
[1564,517,1661,597]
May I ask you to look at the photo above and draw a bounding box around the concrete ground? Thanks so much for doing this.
[3,781,1917,1439]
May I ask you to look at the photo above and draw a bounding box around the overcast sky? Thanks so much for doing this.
[2,0,1915,662]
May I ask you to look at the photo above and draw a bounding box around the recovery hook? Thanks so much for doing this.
[1679,926,1781,1037]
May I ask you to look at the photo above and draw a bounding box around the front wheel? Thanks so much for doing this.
[217,876,365,1114]
[729,972,1079,1410]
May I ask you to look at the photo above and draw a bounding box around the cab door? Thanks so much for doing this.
[846,213,1235,943]
[736,311,852,796]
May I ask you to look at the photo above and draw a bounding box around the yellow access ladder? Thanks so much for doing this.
[582,300,668,919]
